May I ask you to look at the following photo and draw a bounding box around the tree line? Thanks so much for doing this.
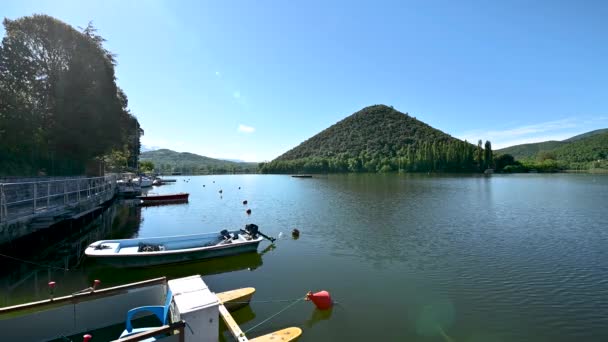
[260,139,497,173]
[0,15,142,176]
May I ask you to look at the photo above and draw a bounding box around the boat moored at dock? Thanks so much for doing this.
[85,224,272,267]
[136,192,189,205]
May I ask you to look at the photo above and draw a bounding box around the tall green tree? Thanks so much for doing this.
[0,15,142,175]
[475,140,483,170]
[484,140,493,169]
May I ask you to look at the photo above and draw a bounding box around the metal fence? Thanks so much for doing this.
[0,175,117,223]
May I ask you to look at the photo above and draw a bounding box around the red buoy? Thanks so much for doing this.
[92,279,101,291]
[83,334,92,342]
[306,290,332,310]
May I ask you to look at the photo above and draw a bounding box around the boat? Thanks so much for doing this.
[137,192,189,205]
[85,224,274,267]
[291,174,313,178]
[133,176,153,187]
[0,275,302,342]
[117,180,142,198]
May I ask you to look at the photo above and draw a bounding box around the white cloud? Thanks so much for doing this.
[233,91,241,99]
[237,124,255,133]
[215,71,220,76]
[140,136,185,151]
[457,116,608,149]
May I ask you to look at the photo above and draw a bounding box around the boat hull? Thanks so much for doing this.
[137,193,189,205]
[88,240,262,268]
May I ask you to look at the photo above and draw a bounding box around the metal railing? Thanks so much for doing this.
[0,175,117,223]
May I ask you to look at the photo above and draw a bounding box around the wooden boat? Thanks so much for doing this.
[136,192,189,204]
[0,275,302,342]
[291,174,313,178]
[85,225,272,267]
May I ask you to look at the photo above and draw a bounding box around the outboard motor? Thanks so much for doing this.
[220,229,231,240]
[245,224,259,238]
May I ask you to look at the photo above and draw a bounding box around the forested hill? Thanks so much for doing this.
[496,129,608,164]
[140,149,257,174]
[276,105,456,160]
[261,105,492,173]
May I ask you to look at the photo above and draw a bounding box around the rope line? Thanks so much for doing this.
[0,252,68,271]
[244,298,304,334]
[225,298,302,304]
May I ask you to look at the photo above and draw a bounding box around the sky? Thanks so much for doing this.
[1,0,607,161]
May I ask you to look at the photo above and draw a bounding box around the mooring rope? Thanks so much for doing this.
[0,252,68,271]
[244,297,304,334]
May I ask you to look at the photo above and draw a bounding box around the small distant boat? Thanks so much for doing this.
[137,192,189,205]
[85,224,274,267]
[291,174,313,178]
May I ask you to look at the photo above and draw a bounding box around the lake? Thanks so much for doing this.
[2,174,608,341]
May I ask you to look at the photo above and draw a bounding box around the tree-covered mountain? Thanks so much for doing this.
[496,130,608,171]
[260,105,492,173]
[140,149,257,174]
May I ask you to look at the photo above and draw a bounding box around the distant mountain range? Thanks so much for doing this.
[496,129,608,165]
[140,149,258,174]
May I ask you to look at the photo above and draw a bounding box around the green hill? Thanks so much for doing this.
[553,132,608,164]
[495,141,566,160]
[140,149,257,174]
[563,128,608,142]
[496,130,608,171]
[261,105,488,173]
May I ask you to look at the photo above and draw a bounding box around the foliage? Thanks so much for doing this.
[0,15,142,176]
[497,130,608,171]
[140,149,257,174]
[494,154,518,171]
[139,161,155,173]
[496,141,565,160]
[260,105,493,174]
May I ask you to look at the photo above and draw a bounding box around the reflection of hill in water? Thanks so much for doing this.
[86,252,264,287]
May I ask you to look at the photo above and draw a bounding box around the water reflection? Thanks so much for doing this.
[85,252,264,287]
[305,307,333,328]
[0,199,272,305]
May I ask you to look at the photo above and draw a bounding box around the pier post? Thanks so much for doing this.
[47,182,50,209]
[0,184,5,222]
[33,183,37,213]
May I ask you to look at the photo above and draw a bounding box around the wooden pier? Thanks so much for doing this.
[0,176,117,246]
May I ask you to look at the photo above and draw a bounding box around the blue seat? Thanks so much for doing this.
[119,289,173,340]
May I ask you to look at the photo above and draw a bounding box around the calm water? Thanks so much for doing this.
[2,174,608,341]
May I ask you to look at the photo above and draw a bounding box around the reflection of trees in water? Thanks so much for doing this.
[0,201,142,305]
[86,252,264,287]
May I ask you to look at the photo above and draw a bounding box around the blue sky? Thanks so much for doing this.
[2,0,607,161]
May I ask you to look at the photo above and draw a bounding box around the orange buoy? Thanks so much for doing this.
[306,290,332,310]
